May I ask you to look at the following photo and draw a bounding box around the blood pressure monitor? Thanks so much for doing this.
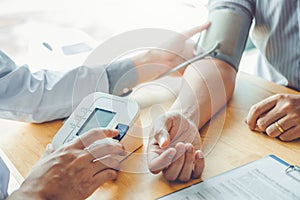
[52,92,142,158]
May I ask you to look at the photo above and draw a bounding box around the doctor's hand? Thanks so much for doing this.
[8,129,125,200]
[246,94,300,141]
[147,112,204,182]
[132,22,210,83]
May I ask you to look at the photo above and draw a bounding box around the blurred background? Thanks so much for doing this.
[0,0,256,72]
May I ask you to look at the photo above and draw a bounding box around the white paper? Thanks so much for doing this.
[158,156,300,200]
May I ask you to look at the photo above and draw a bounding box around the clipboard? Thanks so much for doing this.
[157,155,300,200]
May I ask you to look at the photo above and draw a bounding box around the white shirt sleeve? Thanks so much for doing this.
[0,50,137,123]
[0,50,110,123]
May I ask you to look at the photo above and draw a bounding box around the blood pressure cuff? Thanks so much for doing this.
[197,0,255,70]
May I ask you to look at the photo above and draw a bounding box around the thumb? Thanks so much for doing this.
[152,114,174,148]
[183,21,211,38]
[155,128,170,149]
[42,143,55,157]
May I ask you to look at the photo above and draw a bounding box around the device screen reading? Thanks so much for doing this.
[76,108,116,136]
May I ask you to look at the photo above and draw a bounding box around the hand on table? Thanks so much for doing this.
[8,129,125,200]
[246,94,300,141]
[147,112,204,182]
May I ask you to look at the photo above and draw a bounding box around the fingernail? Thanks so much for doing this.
[178,145,185,153]
[186,145,193,153]
[168,151,176,159]
[158,135,168,148]
[197,150,204,159]
[46,143,51,150]
[46,143,54,152]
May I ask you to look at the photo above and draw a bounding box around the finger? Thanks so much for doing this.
[87,138,125,159]
[81,169,118,199]
[183,21,211,38]
[71,129,119,149]
[162,143,186,181]
[171,142,186,161]
[192,150,205,179]
[91,157,121,175]
[154,128,170,149]
[153,115,173,148]
[246,97,277,130]
[42,143,55,158]
[166,22,211,53]
[92,169,118,186]
[156,113,188,146]
[256,107,286,131]
[177,144,195,182]
[72,155,120,178]
[279,126,300,141]
[265,116,292,138]
[148,148,176,174]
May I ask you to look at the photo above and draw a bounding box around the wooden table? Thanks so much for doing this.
[1,72,300,200]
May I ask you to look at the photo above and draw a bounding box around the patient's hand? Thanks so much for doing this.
[246,93,300,141]
[147,112,204,182]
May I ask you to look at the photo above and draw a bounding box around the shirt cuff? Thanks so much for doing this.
[105,59,137,96]
[0,157,9,200]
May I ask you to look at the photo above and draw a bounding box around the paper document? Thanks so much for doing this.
[158,155,300,200]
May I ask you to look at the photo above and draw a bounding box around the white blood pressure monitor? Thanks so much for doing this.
[52,92,142,158]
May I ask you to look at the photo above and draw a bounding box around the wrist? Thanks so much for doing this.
[168,106,200,128]
[8,179,46,200]
[8,188,44,200]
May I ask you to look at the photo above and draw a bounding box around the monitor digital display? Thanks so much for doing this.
[76,108,116,136]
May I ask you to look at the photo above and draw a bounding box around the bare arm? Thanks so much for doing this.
[147,58,236,181]
[170,58,236,129]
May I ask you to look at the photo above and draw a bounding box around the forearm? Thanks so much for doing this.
[169,58,236,129]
